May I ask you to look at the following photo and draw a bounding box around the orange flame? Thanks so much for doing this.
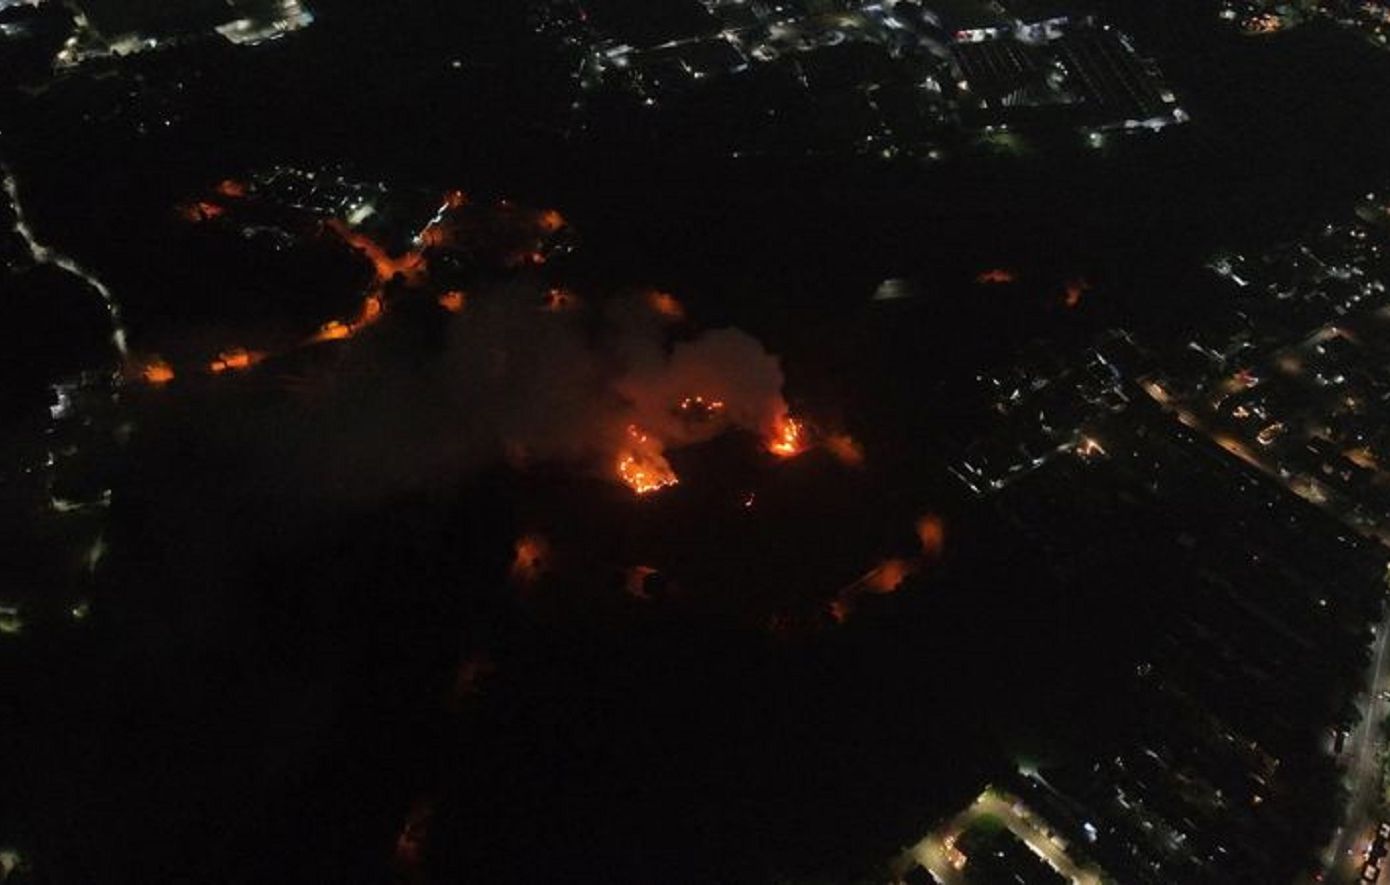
[617,425,679,495]
[863,558,914,594]
[138,357,175,385]
[326,219,427,286]
[214,179,247,199]
[648,290,685,321]
[208,347,264,374]
[353,293,384,329]
[676,395,726,422]
[178,201,224,222]
[312,320,352,343]
[824,433,864,467]
[1064,277,1089,308]
[767,414,806,458]
[975,268,1017,285]
[438,290,467,313]
[537,209,566,234]
[510,534,549,584]
[916,514,945,558]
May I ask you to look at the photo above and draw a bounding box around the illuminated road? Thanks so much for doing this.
[1326,605,1390,884]
[1141,380,1390,885]
[899,788,1104,884]
[2,161,128,356]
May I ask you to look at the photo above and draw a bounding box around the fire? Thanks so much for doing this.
[208,347,263,374]
[1064,277,1089,308]
[313,320,352,342]
[1076,436,1106,459]
[178,201,225,222]
[444,189,469,210]
[625,565,659,599]
[648,290,685,321]
[138,357,175,385]
[417,225,451,248]
[437,290,467,313]
[537,209,566,233]
[916,514,945,558]
[766,414,806,458]
[326,218,427,286]
[975,268,1017,285]
[824,433,864,467]
[617,425,679,495]
[676,395,726,422]
[863,558,913,594]
[308,294,383,345]
[214,179,247,199]
[353,293,384,329]
[831,514,942,624]
[510,534,549,584]
[829,558,914,623]
[542,287,578,311]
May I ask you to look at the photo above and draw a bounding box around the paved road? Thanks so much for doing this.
[901,788,1104,884]
[1327,610,1390,884]
[1143,378,1390,885]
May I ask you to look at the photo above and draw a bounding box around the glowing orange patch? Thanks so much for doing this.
[537,209,566,233]
[510,534,549,584]
[863,558,913,594]
[1064,277,1090,308]
[326,219,427,286]
[648,290,685,321]
[313,320,352,342]
[824,433,864,467]
[178,201,225,222]
[209,347,263,374]
[767,414,806,458]
[676,395,726,421]
[215,179,247,199]
[916,514,945,557]
[617,425,679,495]
[140,357,175,385]
[354,294,383,328]
[437,290,467,313]
[975,268,1017,285]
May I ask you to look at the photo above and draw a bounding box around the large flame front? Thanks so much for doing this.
[617,425,679,495]
[766,414,806,458]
